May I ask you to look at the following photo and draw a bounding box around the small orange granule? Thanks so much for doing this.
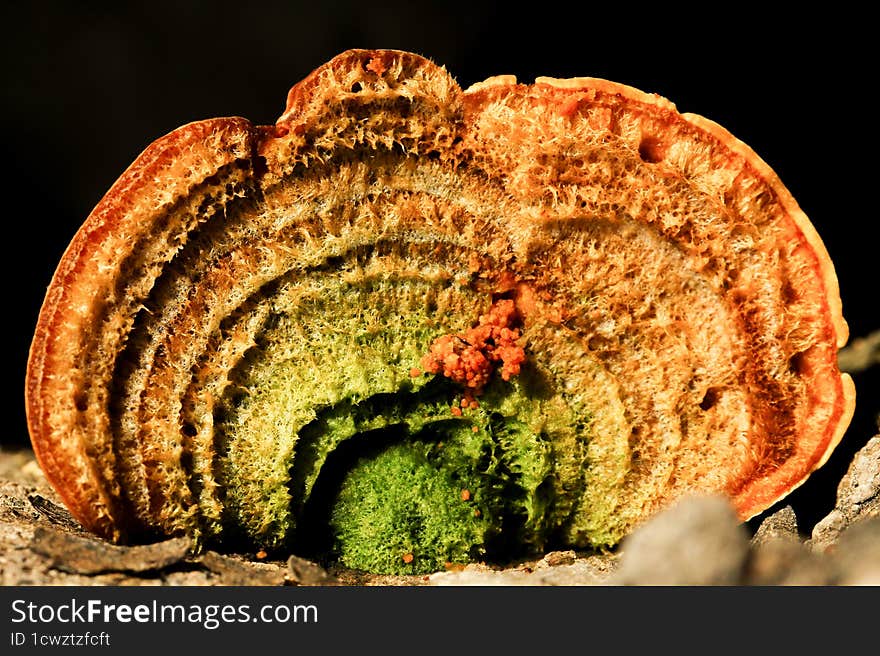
[256,549,267,560]
[402,553,414,564]
[462,392,480,409]
[460,489,471,501]
[444,562,466,572]
[420,299,526,404]
[450,406,463,417]
[409,367,422,378]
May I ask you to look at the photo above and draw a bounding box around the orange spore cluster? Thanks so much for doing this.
[420,299,525,399]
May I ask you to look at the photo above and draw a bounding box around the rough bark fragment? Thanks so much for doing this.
[30,527,191,574]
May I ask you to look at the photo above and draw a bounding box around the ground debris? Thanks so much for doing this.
[287,555,338,585]
[196,551,287,586]
[30,527,191,575]
[3,432,880,586]
[27,493,85,533]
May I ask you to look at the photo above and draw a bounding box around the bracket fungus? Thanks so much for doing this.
[26,49,854,574]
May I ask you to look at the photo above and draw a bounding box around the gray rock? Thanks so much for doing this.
[746,537,832,585]
[610,494,750,585]
[751,505,799,546]
[288,555,338,585]
[811,435,880,553]
[827,516,880,585]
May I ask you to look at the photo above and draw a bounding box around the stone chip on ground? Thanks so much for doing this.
[287,555,339,585]
[197,551,287,586]
[750,505,800,546]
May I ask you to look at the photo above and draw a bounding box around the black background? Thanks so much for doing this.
[2,2,875,532]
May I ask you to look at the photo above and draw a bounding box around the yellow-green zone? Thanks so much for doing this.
[216,273,628,574]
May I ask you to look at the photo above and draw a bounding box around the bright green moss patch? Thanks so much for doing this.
[330,440,489,575]
[297,376,579,575]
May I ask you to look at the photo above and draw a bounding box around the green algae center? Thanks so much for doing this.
[217,275,631,574]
